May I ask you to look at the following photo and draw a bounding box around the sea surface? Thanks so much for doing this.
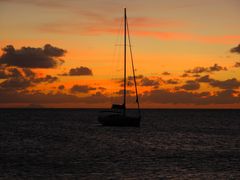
[0,109,240,179]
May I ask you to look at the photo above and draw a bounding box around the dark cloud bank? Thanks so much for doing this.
[196,75,240,90]
[1,44,240,106]
[1,87,239,105]
[0,67,58,90]
[142,89,240,105]
[0,90,109,104]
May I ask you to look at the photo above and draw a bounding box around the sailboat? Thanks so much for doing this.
[98,8,141,127]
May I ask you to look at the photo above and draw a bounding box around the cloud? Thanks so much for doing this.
[115,89,135,95]
[181,73,189,77]
[162,71,171,75]
[140,77,160,87]
[98,87,106,91]
[0,44,66,68]
[80,92,109,104]
[192,74,200,78]
[0,67,58,90]
[0,0,66,8]
[134,30,240,44]
[69,66,93,76]
[128,75,144,80]
[38,20,240,44]
[210,78,240,90]
[196,75,240,90]
[2,0,240,45]
[43,44,66,57]
[181,73,201,78]
[230,44,240,54]
[196,75,213,82]
[209,64,227,72]
[185,67,207,74]
[142,89,240,105]
[185,64,227,74]
[38,15,189,36]
[58,85,65,90]
[22,68,36,78]
[0,66,23,79]
[0,65,9,79]
[180,80,200,90]
[32,75,58,84]
[123,75,179,87]
[1,67,35,80]
[0,90,77,104]
[206,89,239,104]
[234,62,240,68]
[70,85,96,93]
[0,75,58,90]
[0,71,7,79]
[142,89,204,104]
[122,75,182,88]
[165,79,179,84]
[0,85,239,106]
[0,77,32,90]
[0,89,109,104]
[60,66,93,76]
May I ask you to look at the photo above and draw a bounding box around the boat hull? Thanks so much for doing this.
[98,114,140,127]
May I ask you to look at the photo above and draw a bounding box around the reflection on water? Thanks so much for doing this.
[0,109,240,179]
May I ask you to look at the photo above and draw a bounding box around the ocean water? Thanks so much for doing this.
[0,109,240,179]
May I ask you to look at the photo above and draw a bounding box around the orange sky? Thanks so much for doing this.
[1,0,240,108]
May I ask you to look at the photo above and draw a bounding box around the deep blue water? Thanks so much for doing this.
[0,109,240,179]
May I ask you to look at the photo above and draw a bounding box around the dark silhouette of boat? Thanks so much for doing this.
[98,8,141,127]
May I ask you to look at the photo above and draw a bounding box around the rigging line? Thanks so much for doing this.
[126,18,141,117]
[123,8,127,113]
[110,15,124,104]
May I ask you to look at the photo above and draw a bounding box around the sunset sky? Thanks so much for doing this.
[1,0,240,108]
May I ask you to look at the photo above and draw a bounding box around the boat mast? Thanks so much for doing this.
[126,18,141,118]
[123,8,127,115]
